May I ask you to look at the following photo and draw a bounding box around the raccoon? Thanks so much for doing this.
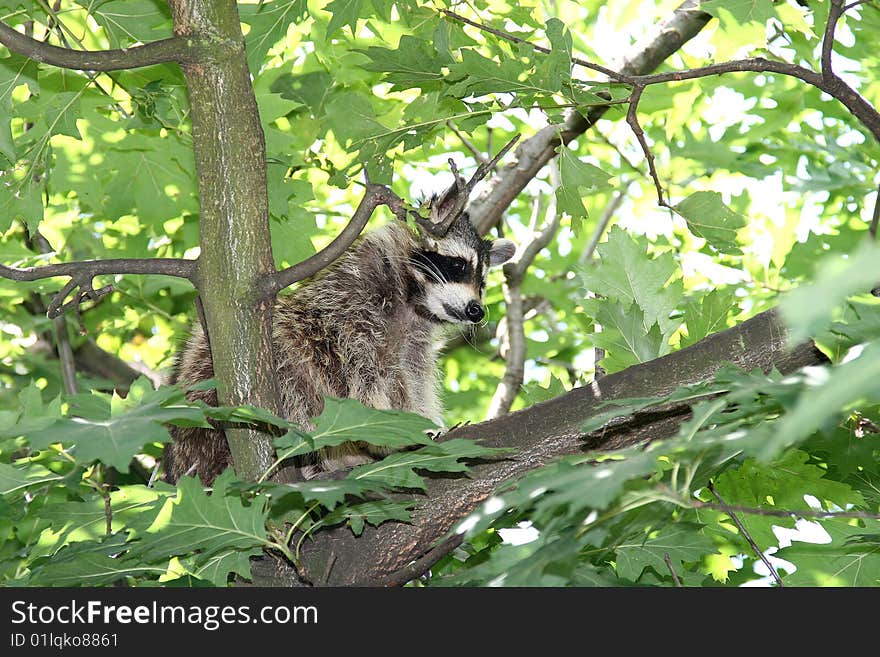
[164,199,516,485]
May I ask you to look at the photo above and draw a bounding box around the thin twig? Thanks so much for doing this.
[440,9,627,82]
[629,58,880,143]
[418,134,520,237]
[663,553,682,587]
[707,481,784,588]
[103,487,112,536]
[625,84,670,208]
[869,182,880,240]
[446,120,488,164]
[25,230,79,394]
[147,462,160,488]
[365,535,464,587]
[694,499,880,520]
[35,0,131,119]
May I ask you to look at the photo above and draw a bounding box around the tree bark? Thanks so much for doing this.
[249,309,826,586]
[167,0,280,480]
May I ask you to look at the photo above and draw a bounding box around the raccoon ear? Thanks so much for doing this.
[488,239,516,266]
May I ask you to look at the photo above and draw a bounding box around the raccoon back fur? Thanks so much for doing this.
[164,212,516,485]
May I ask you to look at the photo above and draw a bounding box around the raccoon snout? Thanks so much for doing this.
[464,300,484,323]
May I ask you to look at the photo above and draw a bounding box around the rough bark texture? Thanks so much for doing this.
[168,0,280,480]
[248,309,826,586]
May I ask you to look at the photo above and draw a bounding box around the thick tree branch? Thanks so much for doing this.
[267,183,409,295]
[630,58,880,144]
[0,258,197,318]
[0,21,189,71]
[270,308,828,586]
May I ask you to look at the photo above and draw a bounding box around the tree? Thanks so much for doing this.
[0,0,878,587]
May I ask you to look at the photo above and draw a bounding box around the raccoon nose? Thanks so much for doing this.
[464,301,484,323]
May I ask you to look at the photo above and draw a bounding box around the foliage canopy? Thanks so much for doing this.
[0,0,879,587]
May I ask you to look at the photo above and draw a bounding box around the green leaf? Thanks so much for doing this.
[312,397,437,442]
[76,0,173,49]
[349,439,508,490]
[681,289,738,346]
[777,519,880,586]
[580,226,681,334]
[758,343,880,460]
[614,523,716,581]
[190,548,261,586]
[533,18,572,93]
[781,242,880,343]
[0,462,64,498]
[712,450,865,546]
[556,146,612,230]
[325,0,362,36]
[24,534,167,587]
[37,486,169,540]
[25,379,209,472]
[260,477,386,510]
[674,191,747,254]
[136,472,270,566]
[584,300,667,372]
[241,0,310,73]
[323,499,413,536]
[0,181,43,235]
[358,36,446,89]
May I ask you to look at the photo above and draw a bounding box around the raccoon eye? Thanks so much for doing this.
[450,258,466,274]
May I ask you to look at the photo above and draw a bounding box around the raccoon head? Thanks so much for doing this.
[409,206,516,325]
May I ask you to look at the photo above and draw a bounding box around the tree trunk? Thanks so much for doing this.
[167,0,280,480]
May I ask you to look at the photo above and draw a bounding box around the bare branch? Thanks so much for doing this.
[870,183,880,240]
[692,499,880,520]
[0,257,197,318]
[822,0,846,81]
[417,134,520,237]
[0,21,189,71]
[625,85,670,208]
[663,553,683,587]
[268,182,410,295]
[440,9,627,82]
[707,481,784,588]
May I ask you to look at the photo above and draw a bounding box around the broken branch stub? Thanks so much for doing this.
[416,133,521,237]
